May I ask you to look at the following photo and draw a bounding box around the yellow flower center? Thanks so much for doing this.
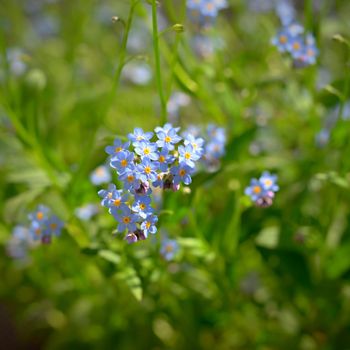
[207,3,214,10]
[165,136,172,143]
[115,147,122,153]
[140,204,146,210]
[144,166,151,174]
[137,136,143,141]
[36,211,44,220]
[123,216,131,224]
[279,35,287,44]
[146,222,151,229]
[114,199,121,206]
[50,223,57,230]
[184,152,191,160]
[35,228,41,235]
[165,245,173,253]
[179,169,186,176]
[159,155,165,163]
[96,167,104,175]
[108,192,113,198]
[121,159,128,167]
[253,186,261,194]
[307,48,314,57]
[293,42,300,50]
[264,180,272,187]
[127,175,134,182]
[144,148,150,155]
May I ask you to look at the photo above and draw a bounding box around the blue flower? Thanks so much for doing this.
[90,165,111,185]
[115,209,137,232]
[75,204,99,221]
[178,144,201,168]
[155,123,182,150]
[134,141,159,160]
[28,204,50,223]
[259,172,279,192]
[160,238,179,261]
[44,215,64,237]
[171,163,194,185]
[286,36,304,59]
[207,124,225,139]
[128,127,153,147]
[108,190,129,217]
[141,215,158,236]
[132,195,154,219]
[296,34,319,66]
[184,134,204,157]
[29,220,44,241]
[119,165,140,190]
[275,1,296,26]
[271,28,292,53]
[110,150,135,174]
[244,178,266,202]
[137,157,159,183]
[158,148,175,172]
[201,0,219,17]
[152,173,165,188]
[98,183,117,207]
[105,138,130,157]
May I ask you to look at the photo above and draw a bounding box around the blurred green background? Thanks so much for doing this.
[1,0,350,349]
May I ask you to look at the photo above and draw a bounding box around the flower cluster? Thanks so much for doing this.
[98,124,202,243]
[187,0,228,29]
[245,172,279,207]
[272,22,318,67]
[27,205,64,244]
[183,124,226,172]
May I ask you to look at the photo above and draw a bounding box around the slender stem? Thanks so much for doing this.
[109,0,137,101]
[151,0,167,124]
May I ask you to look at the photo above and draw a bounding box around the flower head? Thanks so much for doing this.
[128,127,153,147]
[160,238,179,261]
[245,172,279,207]
[90,165,111,185]
[155,123,182,150]
[110,150,135,174]
[105,138,130,157]
[171,163,194,186]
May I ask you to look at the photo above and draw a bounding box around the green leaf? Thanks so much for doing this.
[255,226,280,249]
[98,250,121,264]
[115,267,142,301]
[326,243,350,279]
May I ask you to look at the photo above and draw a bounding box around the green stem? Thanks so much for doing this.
[151,0,167,124]
[109,0,138,101]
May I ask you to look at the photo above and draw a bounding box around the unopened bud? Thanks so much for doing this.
[172,24,185,33]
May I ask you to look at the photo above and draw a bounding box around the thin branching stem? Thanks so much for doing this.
[151,0,167,125]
